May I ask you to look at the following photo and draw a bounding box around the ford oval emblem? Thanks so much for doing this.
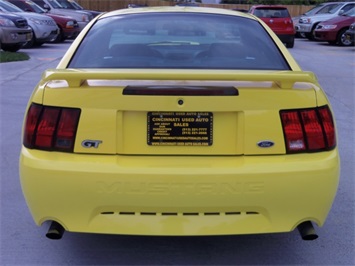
[257,141,275,148]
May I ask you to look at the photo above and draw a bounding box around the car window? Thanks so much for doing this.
[316,3,341,14]
[56,0,75,9]
[26,0,47,13]
[343,7,355,16]
[69,13,290,70]
[45,0,63,9]
[10,0,46,13]
[7,0,29,11]
[0,0,24,12]
[32,0,44,8]
[253,8,290,18]
[304,4,325,15]
[339,4,355,14]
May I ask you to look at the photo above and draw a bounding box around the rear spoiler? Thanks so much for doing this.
[42,69,319,90]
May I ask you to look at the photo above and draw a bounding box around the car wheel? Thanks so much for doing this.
[337,28,353,46]
[52,26,64,43]
[305,32,314,40]
[23,29,36,48]
[1,43,23,52]
[286,38,295,48]
[306,25,317,41]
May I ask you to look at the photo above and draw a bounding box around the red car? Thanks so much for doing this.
[249,5,295,48]
[7,0,80,42]
[314,7,355,46]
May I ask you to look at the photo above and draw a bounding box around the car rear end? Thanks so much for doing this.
[20,7,340,239]
[250,5,295,47]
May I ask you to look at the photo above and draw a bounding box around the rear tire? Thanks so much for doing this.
[306,24,318,41]
[52,26,65,43]
[286,38,295,48]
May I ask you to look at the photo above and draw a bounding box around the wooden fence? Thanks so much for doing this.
[76,0,315,17]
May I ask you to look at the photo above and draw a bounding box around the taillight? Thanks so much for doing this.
[280,105,336,153]
[23,103,81,152]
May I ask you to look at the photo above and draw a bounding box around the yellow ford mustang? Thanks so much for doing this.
[19,6,340,240]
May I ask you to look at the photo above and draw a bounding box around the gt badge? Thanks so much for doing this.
[82,140,102,148]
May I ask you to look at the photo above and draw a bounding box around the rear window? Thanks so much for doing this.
[69,12,290,70]
[252,8,290,18]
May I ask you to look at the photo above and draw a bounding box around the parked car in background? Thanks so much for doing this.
[56,0,101,18]
[293,2,343,38]
[0,11,32,51]
[32,0,92,31]
[314,7,355,46]
[127,4,148,8]
[249,5,295,48]
[232,8,249,13]
[297,1,355,40]
[20,6,340,240]
[7,0,80,42]
[344,21,355,42]
[175,3,199,6]
[0,0,58,47]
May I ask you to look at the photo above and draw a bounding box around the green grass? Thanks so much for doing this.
[0,51,30,63]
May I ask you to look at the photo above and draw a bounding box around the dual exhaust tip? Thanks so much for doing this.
[45,220,318,241]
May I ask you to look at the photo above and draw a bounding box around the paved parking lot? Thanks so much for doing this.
[0,38,354,265]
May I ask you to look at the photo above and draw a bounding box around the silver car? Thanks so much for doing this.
[0,0,58,47]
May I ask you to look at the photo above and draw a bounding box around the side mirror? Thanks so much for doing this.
[338,10,344,15]
[43,4,51,10]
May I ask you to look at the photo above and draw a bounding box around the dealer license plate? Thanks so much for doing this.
[147,112,213,146]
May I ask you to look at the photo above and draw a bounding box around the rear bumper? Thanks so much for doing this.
[20,148,340,236]
[276,34,295,44]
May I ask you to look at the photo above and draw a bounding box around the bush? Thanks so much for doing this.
[0,51,30,63]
